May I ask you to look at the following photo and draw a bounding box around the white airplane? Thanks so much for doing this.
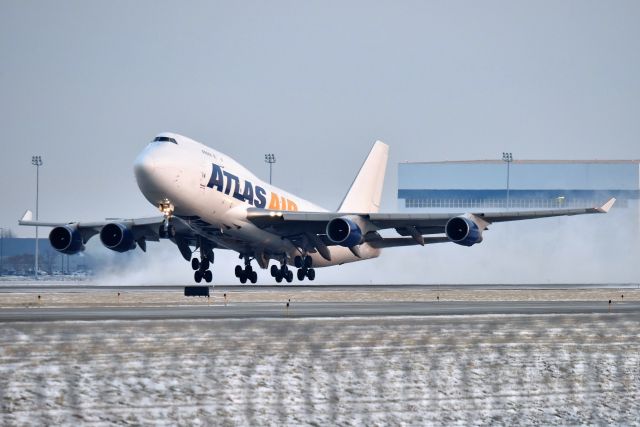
[20,133,616,284]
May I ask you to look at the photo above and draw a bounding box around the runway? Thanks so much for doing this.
[2,283,639,425]
[1,283,638,322]
[1,300,638,322]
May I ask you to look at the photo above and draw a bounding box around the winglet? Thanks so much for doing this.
[19,210,33,223]
[596,198,616,213]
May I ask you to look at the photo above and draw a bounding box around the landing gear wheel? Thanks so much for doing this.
[297,269,305,281]
[270,265,279,277]
[245,265,253,274]
[201,259,210,271]
[286,270,293,283]
[191,258,200,271]
[204,270,213,283]
[294,256,303,268]
[304,256,313,268]
[194,270,203,283]
[249,271,258,284]
[235,265,243,278]
[275,272,283,283]
[307,268,315,281]
[239,272,247,284]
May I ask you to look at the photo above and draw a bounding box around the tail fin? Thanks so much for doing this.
[338,140,389,213]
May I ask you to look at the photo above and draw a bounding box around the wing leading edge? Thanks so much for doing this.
[246,198,616,243]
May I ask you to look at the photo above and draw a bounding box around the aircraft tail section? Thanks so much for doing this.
[338,140,389,213]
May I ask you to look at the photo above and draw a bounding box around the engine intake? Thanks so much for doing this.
[49,225,84,255]
[445,216,483,247]
[100,223,136,252]
[326,216,364,247]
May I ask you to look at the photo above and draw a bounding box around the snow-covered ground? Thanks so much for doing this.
[1,314,639,426]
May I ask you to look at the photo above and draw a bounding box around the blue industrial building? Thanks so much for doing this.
[398,160,640,211]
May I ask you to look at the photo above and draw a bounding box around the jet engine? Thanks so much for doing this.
[326,216,364,247]
[445,216,483,247]
[100,223,136,252]
[49,225,84,255]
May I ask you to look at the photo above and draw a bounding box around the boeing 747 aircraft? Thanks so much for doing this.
[20,133,615,284]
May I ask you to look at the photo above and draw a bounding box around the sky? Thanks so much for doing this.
[1,1,639,283]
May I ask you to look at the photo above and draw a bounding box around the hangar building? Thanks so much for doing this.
[398,160,640,213]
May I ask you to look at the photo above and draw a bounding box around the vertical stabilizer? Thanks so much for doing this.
[338,140,389,213]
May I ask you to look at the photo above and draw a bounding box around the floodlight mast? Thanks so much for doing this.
[31,155,43,280]
[264,153,276,185]
[502,152,513,209]
[0,227,4,276]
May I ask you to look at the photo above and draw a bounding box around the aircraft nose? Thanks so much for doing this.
[133,148,157,186]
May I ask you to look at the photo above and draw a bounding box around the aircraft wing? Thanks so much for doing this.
[19,210,166,243]
[246,198,616,238]
[18,210,229,260]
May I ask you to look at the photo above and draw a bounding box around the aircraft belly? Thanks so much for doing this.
[307,244,381,268]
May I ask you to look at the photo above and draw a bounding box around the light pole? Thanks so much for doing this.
[0,227,4,276]
[264,153,276,185]
[502,152,513,209]
[32,155,43,280]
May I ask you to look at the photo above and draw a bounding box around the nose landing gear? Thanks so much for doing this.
[158,200,176,239]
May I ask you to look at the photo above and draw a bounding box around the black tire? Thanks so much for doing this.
[191,258,200,271]
[304,256,313,268]
[201,259,210,271]
[294,256,303,268]
[204,270,212,283]
[239,272,247,284]
[235,265,242,277]
[307,268,315,281]
[250,271,258,284]
[270,265,279,277]
[286,270,293,283]
[275,272,283,283]
[194,270,203,283]
[245,265,253,274]
[297,269,305,281]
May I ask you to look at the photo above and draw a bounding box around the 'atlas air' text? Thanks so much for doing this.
[207,163,298,211]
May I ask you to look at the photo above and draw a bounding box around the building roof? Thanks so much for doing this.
[401,159,640,165]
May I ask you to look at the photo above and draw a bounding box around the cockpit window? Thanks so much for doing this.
[153,136,178,144]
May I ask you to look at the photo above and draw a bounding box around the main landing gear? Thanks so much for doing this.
[270,263,294,283]
[235,255,258,284]
[293,255,315,282]
[192,252,213,283]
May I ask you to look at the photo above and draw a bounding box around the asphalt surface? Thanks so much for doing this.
[1,283,639,293]
[1,300,638,322]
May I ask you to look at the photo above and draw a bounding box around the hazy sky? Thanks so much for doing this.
[1,1,639,283]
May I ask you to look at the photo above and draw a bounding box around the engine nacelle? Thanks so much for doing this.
[445,216,483,247]
[100,223,136,252]
[49,225,84,255]
[326,216,364,247]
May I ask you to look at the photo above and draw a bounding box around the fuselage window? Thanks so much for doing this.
[153,136,178,144]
